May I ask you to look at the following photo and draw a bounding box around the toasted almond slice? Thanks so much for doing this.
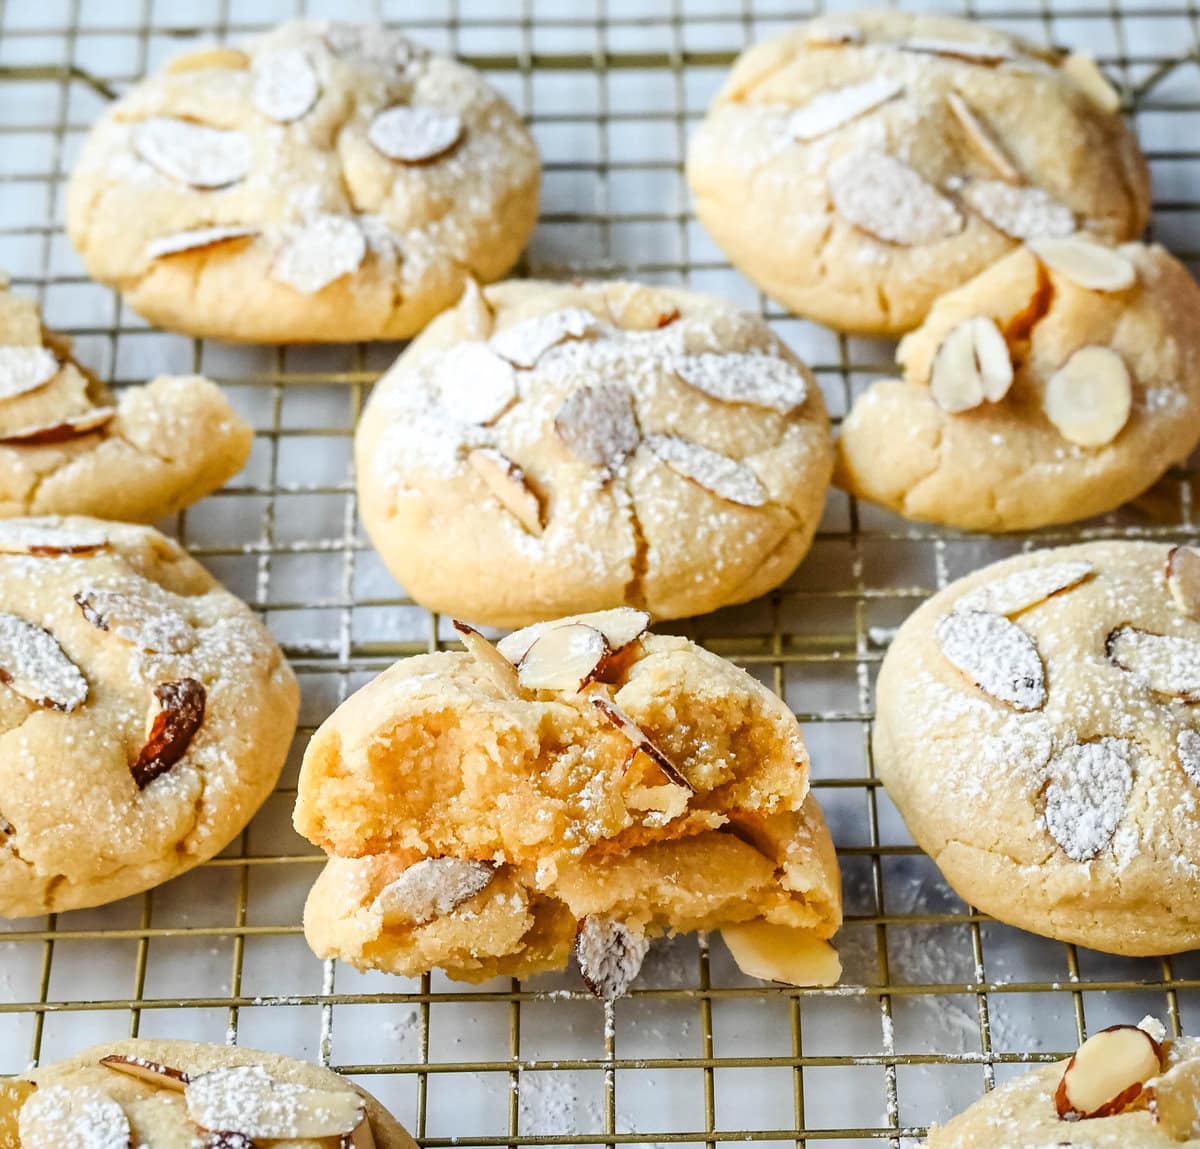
[1056,1025,1162,1118]
[592,696,693,791]
[368,105,464,163]
[1151,1053,1200,1136]
[933,609,1045,711]
[1027,236,1137,292]
[271,215,366,295]
[603,283,680,330]
[1043,738,1134,861]
[955,560,1094,616]
[452,620,520,695]
[132,678,206,789]
[186,1065,364,1139]
[466,448,544,535]
[497,608,651,664]
[1062,52,1121,113]
[145,225,259,261]
[0,520,109,555]
[828,151,964,246]
[74,586,195,654]
[672,352,808,414]
[100,1054,189,1092]
[517,622,609,692]
[1167,545,1200,618]
[0,612,86,711]
[489,308,600,369]
[575,916,649,1001]
[721,921,842,987]
[18,1084,129,1149]
[900,36,1015,64]
[165,46,249,74]
[961,180,1075,240]
[789,76,903,141]
[253,48,320,122]
[0,346,59,401]
[805,18,864,46]
[946,92,1019,183]
[929,320,984,413]
[1178,729,1200,789]
[433,343,517,426]
[0,406,115,445]
[0,1080,35,1148]
[133,117,253,189]
[1107,626,1200,700]
[373,857,496,925]
[1043,346,1131,447]
[644,434,767,507]
[554,382,640,475]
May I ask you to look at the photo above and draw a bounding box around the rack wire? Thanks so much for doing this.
[1,0,1199,1145]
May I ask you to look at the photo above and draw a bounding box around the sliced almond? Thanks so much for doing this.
[1107,626,1200,700]
[788,76,903,141]
[1150,1053,1200,1137]
[489,308,600,369]
[185,1065,363,1139]
[18,1084,129,1149]
[805,18,864,46]
[603,283,680,330]
[1044,738,1134,861]
[368,105,464,163]
[373,857,496,925]
[575,916,649,1001]
[900,36,1015,64]
[432,342,518,426]
[466,447,544,535]
[517,622,609,692]
[1027,236,1137,292]
[721,921,841,986]
[0,346,59,401]
[1062,52,1121,113]
[0,612,87,711]
[145,225,258,262]
[973,316,1015,401]
[452,620,520,695]
[929,320,984,413]
[1167,545,1200,619]
[946,92,1019,183]
[554,382,640,476]
[828,151,964,246]
[592,696,693,792]
[644,434,767,507]
[672,352,808,414]
[1043,346,1131,448]
[1178,729,1200,789]
[0,520,109,555]
[253,48,320,123]
[496,608,651,664]
[165,47,249,74]
[74,586,195,654]
[0,1080,35,1149]
[1055,1024,1162,1118]
[271,215,366,295]
[100,1054,189,1092]
[132,117,253,190]
[933,609,1045,711]
[954,560,1094,616]
[132,678,206,789]
[961,180,1075,240]
[0,406,115,445]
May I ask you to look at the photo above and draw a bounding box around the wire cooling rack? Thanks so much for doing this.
[2,0,1200,1145]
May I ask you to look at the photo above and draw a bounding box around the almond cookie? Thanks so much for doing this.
[294,611,842,995]
[835,242,1200,531]
[1,1038,413,1148]
[687,10,1149,335]
[355,279,832,627]
[875,542,1200,956]
[0,516,299,917]
[0,275,251,520]
[65,21,540,343]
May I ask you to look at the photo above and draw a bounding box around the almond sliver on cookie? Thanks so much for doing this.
[496,608,650,664]
[0,520,110,555]
[961,180,1075,241]
[788,76,902,141]
[671,352,808,414]
[74,586,195,654]
[721,920,841,986]
[954,560,1094,616]
[271,215,366,295]
[517,622,609,692]
[0,612,87,711]
[946,92,1019,183]
[18,1084,129,1149]
[644,434,768,507]
[0,346,59,400]
[933,609,1045,710]
[100,1054,190,1091]
[368,105,464,163]
[1043,738,1134,861]
[145,226,259,261]
[576,916,649,1000]
[253,48,320,123]
[900,35,1015,64]
[490,308,600,368]
[1028,236,1137,292]
[554,381,641,474]
[828,152,964,246]
[433,342,518,426]
[1167,545,1200,618]
[186,1065,363,1139]
[1042,345,1131,447]
[0,406,116,445]
[467,447,544,535]
[133,117,253,189]
[1055,1025,1162,1118]
[592,696,693,791]
[452,621,521,695]
[1106,626,1200,699]
[374,857,496,924]
[131,678,206,789]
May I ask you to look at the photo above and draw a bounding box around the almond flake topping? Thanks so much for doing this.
[0,406,115,446]
[185,1065,364,1139]
[75,586,195,654]
[1106,626,1200,700]
[1027,236,1137,292]
[368,105,464,163]
[929,316,1013,412]
[933,609,1045,710]
[453,621,520,696]
[645,434,767,507]
[518,622,609,692]
[100,1054,189,1091]
[145,225,259,261]
[253,48,320,122]
[1055,1025,1162,1119]
[132,678,206,789]
[374,857,496,924]
[18,1084,130,1149]
[0,346,59,400]
[805,19,864,46]
[576,916,649,1001]
[672,352,808,414]
[592,696,693,792]
[490,308,600,369]
[554,382,640,475]
[954,560,1094,616]
[1043,739,1134,861]
[0,520,110,555]
[961,180,1075,241]
[789,76,903,141]
[828,152,964,246]
[1043,345,1131,447]
[497,608,650,664]
[0,613,86,711]
[432,342,518,426]
[132,117,253,189]
[1178,729,1200,789]
[946,92,1019,182]
[900,36,1015,64]
[271,215,365,295]
[1062,53,1121,113]
[1168,545,1200,619]
[467,447,544,535]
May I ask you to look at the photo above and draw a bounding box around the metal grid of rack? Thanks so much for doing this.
[2,0,1200,1145]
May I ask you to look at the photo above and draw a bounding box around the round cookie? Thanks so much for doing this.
[835,241,1200,531]
[355,279,832,627]
[0,516,299,918]
[686,9,1149,335]
[875,541,1200,956]
[66,21,540,343]
[2,1038,414,1147]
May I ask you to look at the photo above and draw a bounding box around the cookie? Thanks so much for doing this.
[835,241,1200,531]
[928,1019,1200,1146]
[294,611,842,994]
[0,1037,413,1148]
[355,279,832,627]
[0,516,298,918]
[0,276,251,520]
[686,9,1149,335]
[875,541,1200,956]
[65,21,540,343]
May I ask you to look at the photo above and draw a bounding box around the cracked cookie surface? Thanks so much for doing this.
[354,279,832,627]
[65,20,540,343]
[686,9,1149,335]
[875,542,1200,956]
[0,516,298,918]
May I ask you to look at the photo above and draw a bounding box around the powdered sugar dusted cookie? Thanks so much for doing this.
[0,516,298,917]
[875,542,1200,955]
[65,21,540,343]
[835,242,1200,531]
[687,9,1149,335]
[355,279,832,627]
[0,276,251,520]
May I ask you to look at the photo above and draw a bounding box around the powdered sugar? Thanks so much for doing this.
[1107,627,1200,700]
[644,433,768,507]
[270,214,366,294]
[18,1084,130,1149]
[933,609,1046,711]
[960,179,1076,240]
[553,381,641,473]
[432,342,518,425]
[671,351,808,414]
[374,857,496,924]
[75,584,196,654]
[828,151,964,245]
[1042,738,1134,861]
[0,611,88,711]
[0,346,59,399]
[575,917,649,1000]
[185,1065,363,1138]
[954,560,1094,617]
[788,76,903,141]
